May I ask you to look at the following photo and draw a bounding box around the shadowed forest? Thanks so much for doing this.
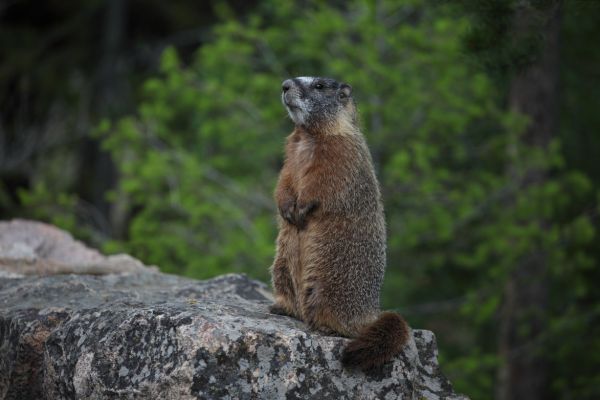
[1,1,599,398]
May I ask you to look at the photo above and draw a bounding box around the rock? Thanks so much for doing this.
[0,220,468,399]
[0,219,154,276]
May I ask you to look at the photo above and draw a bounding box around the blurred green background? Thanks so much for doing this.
[1,0,599,398]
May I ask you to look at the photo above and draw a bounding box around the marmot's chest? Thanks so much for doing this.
[290,133,317,170]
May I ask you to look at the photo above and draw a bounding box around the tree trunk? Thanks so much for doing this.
[77,0,129,239]
[496,2,561,400]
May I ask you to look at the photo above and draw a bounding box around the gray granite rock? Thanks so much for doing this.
[0,220,467,399]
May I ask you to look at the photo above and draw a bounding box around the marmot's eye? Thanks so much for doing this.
[315,83,324,89]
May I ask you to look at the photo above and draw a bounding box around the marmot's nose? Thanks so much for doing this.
[282,79,293,92]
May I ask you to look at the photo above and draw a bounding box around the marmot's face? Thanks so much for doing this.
[281,77,354,130]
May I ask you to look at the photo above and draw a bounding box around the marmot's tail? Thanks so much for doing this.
[341,311,409,370]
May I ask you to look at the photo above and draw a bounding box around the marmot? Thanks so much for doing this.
[270,76,409,369]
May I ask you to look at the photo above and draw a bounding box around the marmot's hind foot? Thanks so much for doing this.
[313,326,337,336]
[269,303,295,317]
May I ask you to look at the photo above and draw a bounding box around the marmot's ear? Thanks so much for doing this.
[339,83,352,99]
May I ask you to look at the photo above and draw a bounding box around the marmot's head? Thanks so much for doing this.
[281,77,357,134]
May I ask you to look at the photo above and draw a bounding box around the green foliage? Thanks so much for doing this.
[18,181,78,233]
[97,48,279,279]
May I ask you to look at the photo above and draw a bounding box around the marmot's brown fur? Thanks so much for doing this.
[270,76,409,369]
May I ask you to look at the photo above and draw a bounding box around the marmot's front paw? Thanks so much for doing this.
[278,198,297,226]
[295,199,319,229]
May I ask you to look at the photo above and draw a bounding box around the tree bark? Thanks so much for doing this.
[496,2,561,400]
